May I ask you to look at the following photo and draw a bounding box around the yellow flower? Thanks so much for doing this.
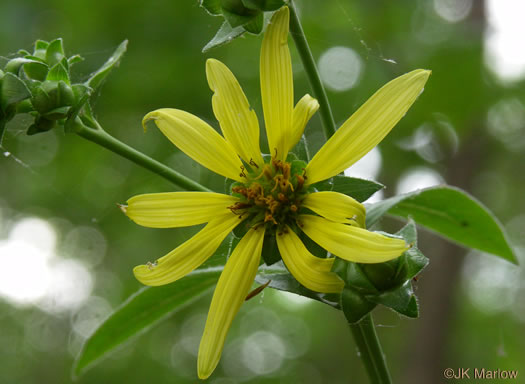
[123,6,430,379]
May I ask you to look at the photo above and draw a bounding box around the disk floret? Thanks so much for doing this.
[229,157,308,230]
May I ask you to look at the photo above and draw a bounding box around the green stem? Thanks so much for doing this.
[74,122,211,192]
[288,1,337,140]
[349,314,393,384]
[288,4,393,382]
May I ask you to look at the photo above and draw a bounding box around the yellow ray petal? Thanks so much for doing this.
[125,192,238,228]
[299,215,408,263]
[302,191,365,227]
[143,109,244,181]
[133,213,242,286]
[198,226,265,379]
[288,94,319,152]
[260,6,293,161]
[206,59,264,167]
[277,227,344,293]
[305,69,431,185]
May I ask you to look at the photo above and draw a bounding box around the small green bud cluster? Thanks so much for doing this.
[334,222,429,323]
[200,0,285,34]
[0,38,127,144]
[0,38,89,141]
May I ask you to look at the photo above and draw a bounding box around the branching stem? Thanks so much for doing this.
[73,121,211,192]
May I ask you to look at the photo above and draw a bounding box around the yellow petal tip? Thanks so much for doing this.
[116,203,127,214]
[142,111,158,133]
[198,368,212,380]
[414,68,432,81]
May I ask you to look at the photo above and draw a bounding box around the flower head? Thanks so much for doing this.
[123,6,430,379]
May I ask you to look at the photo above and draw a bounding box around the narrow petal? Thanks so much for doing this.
[125,192,238,228]
[198,226,265,379]
[302,191,365,227]
[305,69,431,185]
[288,94,319,152]
[299,215,408,263]
[133,213,242,286]
[260,6,293,161]
[143,109,244,181]
[277,227,344,293]
[206,59,264,167]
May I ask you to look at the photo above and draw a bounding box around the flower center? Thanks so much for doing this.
[229,157,308,231]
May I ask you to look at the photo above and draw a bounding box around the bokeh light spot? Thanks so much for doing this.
[396,167,444,194]
[433,0,472,23]
[318,46,362,92]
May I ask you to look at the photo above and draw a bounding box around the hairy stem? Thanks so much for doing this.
[349,314,393,384]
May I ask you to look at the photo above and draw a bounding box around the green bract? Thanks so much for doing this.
[0,38,127,142]
[199,0,285,52]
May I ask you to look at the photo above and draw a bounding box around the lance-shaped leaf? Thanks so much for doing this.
[313,175,385,203]
[366,186,517,264]
[255,262,341,308]
[72,269,221,378]
[366,281,419,318]
[85,40,128,92]
[72,235,235,378]
[200,0,222,15]
[203,21,245,53]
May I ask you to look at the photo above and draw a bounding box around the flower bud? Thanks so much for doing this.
[27,116,56,135]
[31,80,74,120]
[337,221,428,323]
[220,0,260,28]
[241,0,284,11]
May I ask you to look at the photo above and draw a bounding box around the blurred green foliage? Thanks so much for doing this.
[1,1,524,383]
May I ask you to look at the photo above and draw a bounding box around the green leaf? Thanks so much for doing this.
[5,58,42,75]
[42,106,70,120]
[35,40,49,50]
[23,60,48,81]
[72,232,237,377]
[46,38,66,67]
[72,268,221,378]
[243,12,264,34]
[27,116,56,135]
[255,263,340,308]
[397,220,429,280]
[366,186,517,264]
[200,0,222,15]
[367,281,418,318]
[68,54,84,66]
[46,62,70,84]
[313,175,385,202]
[241,0,284,11]
[291,135,311,162]
[222,8,258,28]
[33,40,49,61]
[260,233,281,265]
[0,73,31,112]
[202,21,245,53]
[340,287,377,324]
[332,176,385,202]
[85,40,128,92]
